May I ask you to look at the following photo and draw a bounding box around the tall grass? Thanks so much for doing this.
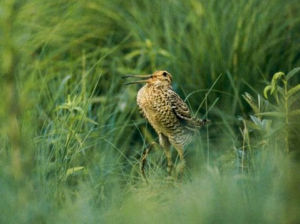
[0,0,300,223]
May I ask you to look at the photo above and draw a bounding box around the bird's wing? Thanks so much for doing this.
[168,89,193,121]
[168,89,205,129]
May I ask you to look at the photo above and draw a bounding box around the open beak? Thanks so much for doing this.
[122,74,152,85]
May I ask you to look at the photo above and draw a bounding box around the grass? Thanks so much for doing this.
[0,0,300,223]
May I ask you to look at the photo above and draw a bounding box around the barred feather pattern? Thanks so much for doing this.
[137,84,204,147]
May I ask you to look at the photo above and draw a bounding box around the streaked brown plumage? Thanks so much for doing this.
[124,70,206,176]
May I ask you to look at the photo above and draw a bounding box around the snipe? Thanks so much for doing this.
[124,70,208,177]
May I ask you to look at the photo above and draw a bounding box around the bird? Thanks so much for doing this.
[123,70,207,177]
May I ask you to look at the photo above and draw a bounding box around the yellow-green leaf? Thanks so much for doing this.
[158,49,171,57]
[145,39,152,48]
[270,72,285,94]
[190,0,205,16]
[263,85,272,99]
[84,117,99,125]
[66,166,84,177]
[287,84,300,98]
[272,72,285,81]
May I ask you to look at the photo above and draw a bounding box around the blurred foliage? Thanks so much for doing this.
[0,0,300,223]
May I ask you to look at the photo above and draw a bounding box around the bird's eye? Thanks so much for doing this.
[162,72,167,77]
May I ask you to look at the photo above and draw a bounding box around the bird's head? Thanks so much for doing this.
[151,70,173,86]
[123,70,172,87]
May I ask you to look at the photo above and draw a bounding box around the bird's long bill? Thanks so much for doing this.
[122,74,152,85]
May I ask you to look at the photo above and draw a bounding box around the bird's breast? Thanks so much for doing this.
[136,85,196,147]
[137,86,169,114]
[137,86,180,134]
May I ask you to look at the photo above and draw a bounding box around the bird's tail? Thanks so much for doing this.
[189,118,210,129]
[185,118,210,131]
[194,118,210,127]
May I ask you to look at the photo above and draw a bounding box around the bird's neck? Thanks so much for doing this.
[146,83,172,91]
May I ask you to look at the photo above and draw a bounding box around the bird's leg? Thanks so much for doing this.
[140,141,157,180]
[164,147,173,175]
[174,144,186,176]
[159,134,173,175]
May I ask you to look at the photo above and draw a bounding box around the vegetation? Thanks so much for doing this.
[0,0,300,223]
